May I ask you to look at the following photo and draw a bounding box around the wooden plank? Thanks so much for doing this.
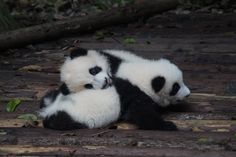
[189,93,236,102]
[0,50,64,72]
[165,112,236,121]
[0,119,42,128]
[173,120,236,132]
[0,128,235,151]
[0,71,59,100]
[0,71,58,83]
[0,118,235,132]
[0,145,235,157]
[165,100,236,115]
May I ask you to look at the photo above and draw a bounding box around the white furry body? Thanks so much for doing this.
[103,50,190,107]
[40,86,120,129]
[116,59,190,106]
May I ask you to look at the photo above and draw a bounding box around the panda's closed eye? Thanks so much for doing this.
[89,66,102,75]
[169,83,180,96]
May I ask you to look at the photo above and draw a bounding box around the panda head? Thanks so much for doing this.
[60,48,112,93]
[150,59,190,107]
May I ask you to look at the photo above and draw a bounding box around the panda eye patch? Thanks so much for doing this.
[169,83,180,96]
[84,84,93,89]
[151,76,165,93]
[89,66,102,75]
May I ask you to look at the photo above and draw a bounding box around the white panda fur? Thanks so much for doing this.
[40,48,178,131]
[40,86,120,129]
[102,49,190,107]
[60,49,112,93]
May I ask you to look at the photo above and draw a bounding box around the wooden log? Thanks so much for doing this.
[0,0,179,51]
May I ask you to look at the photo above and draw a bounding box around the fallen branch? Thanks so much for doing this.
[0,0,179,51]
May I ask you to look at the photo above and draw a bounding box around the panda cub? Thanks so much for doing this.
[102,50,191,107]
[39,49,120,130]
[40,48,178,131]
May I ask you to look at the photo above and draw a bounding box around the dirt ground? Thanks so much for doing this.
[0,13,236,156]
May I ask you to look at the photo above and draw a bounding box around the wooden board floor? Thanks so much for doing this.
[0,13,236,156]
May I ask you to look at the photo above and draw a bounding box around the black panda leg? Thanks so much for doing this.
[43,111,87,130]
[123,103,177,131]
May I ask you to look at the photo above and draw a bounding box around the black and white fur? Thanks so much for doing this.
[102,50,191,107]
[40,86,120,130]
[40,48,177,130]
[39,48,120,130]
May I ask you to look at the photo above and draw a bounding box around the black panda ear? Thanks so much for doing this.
[151,76,165,93]
[70,47,88,59]
[169,83,180,96]
[60,83,70,95]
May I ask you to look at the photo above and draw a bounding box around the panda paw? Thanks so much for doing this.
[160,121,178,131]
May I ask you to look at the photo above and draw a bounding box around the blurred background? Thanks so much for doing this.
[1,0,236,32]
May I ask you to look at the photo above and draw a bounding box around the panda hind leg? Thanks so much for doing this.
[124,103,177,131]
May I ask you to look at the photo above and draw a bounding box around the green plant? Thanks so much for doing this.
[18,113,39,127]
[123,37,136,44]
[18,113,38,121]
[6,99,22,112]
[0,0,18,32]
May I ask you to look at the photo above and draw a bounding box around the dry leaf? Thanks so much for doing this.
[83,146,106,150]
[19,65,42,72]
[192,126,204,132]
[213,128,230,132]
[115,122,138,130]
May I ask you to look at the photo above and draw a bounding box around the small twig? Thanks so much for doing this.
[89,130,111,137]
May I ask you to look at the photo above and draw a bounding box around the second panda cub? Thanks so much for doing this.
[102,50,191,107]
